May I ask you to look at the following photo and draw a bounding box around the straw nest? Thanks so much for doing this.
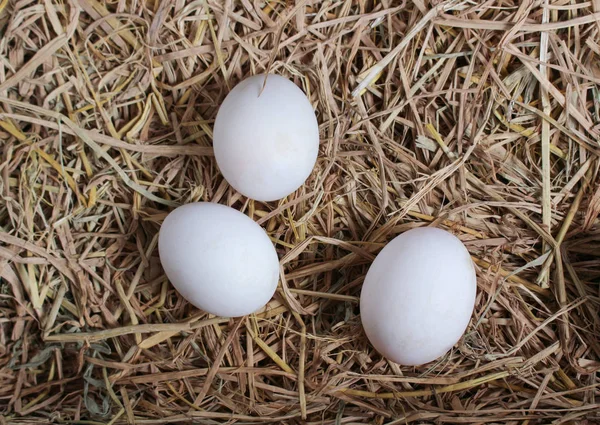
[0,0,599,424]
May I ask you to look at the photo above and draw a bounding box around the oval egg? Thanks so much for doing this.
[360,227,477,365]
[158,202,279,317]
[213,74,319,202]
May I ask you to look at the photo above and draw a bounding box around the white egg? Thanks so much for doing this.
[158,202,279,317]
[213,74,319,202]
[360,227,477,365]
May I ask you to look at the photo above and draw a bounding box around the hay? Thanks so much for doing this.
[0,0,599,423]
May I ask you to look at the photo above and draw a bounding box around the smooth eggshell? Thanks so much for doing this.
[158,202,279,317]
[213,74,319,202]
[360,227,477,365]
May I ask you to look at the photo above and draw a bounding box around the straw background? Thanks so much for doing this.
[0,0,599,423]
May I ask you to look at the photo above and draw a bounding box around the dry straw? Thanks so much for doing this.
[0,0,599,424]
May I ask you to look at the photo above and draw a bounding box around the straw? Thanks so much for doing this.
[0,0,598,423]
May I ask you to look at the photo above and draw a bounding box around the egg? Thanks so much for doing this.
[158,202,279,317]
[213,74,319,202]
[360,227,477,365]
